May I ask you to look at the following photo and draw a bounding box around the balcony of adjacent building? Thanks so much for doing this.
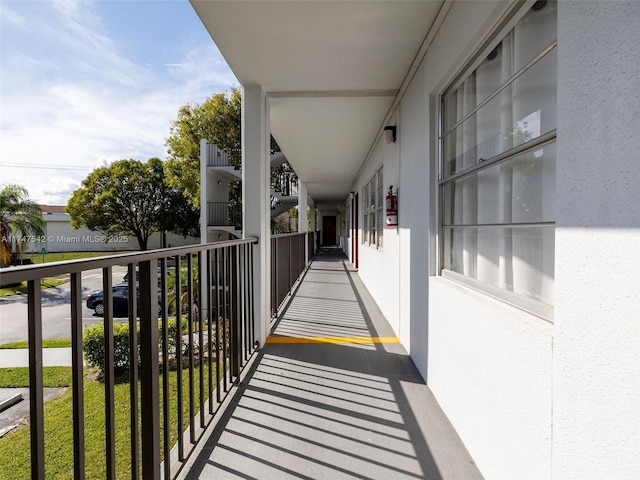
[202,141,302,241]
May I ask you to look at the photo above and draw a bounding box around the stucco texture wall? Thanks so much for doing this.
[422,2,554,479]
[554,2,640,479]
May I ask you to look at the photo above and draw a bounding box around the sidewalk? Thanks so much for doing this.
[0,348,73,437]
[0,347,75,367]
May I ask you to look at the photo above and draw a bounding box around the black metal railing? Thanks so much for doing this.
[207,202,241,229]
[270,170,297,197]
[270,232,315,317]
[0,239,257,479]
[308,231,316,260]
[205,143,241,169]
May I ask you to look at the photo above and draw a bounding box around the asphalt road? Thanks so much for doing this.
[0,266,129,344]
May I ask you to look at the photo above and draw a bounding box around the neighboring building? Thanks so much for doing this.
[200,141,302,241]
[28,205,199,252]
[193,1,640,479]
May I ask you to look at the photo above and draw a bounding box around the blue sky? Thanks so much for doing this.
[0,0,237,205]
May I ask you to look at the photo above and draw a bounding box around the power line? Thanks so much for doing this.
[0,163,92,171]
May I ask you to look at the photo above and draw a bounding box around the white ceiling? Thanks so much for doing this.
[191,0,444,202]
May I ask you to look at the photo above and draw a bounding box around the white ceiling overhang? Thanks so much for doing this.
[190,0,444,203]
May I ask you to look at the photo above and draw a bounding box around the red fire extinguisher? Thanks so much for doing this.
[386,186,398,227]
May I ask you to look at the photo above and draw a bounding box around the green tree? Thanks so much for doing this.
[165,88,242,207]
[158,181,201,246]
[164,88,290,235]
[67,158,198,250]
[0,185,44,266]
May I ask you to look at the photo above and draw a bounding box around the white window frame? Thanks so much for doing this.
[363,166,383,249]
[438,1,557,320]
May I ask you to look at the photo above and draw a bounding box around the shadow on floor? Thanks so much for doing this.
[180,253,482,480]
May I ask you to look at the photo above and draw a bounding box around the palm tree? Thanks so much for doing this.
[0,185,45,266]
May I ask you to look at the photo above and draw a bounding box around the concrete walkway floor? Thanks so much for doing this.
[179,251,483,480]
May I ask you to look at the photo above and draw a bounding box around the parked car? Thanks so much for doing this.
[122,262,173,283]
[86,284,161,317]
[86,284,131,317]
[122,270,140,284]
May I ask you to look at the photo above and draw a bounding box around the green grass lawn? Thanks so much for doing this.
[0,339,72,349]
[0,367,72,388]
[0,277,68,297]
[26,251,131,265]
[0,364,220,479]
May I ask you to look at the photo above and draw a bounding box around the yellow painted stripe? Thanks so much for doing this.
[266,336,399,345]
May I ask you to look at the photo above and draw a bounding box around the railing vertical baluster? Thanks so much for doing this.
[222,247,228,393]
[282,237,288,310]
[274,237,279,315]
[289,236,294,294]
[249,243,255,351]
[296,234,300,275]
[70,272,85,480]
[206,249,213,415]
[128,263,139,480]
[270,237,275,317]
[272,237,276,314]
[160,258,171,480]
[102,267,116,480]
[244,244,250,358]
[198,252,205,429]
[230,245,241,385]
[300,234,305,275]
[174,255,184,462]
[273,237,277,315]
[139,260,160,479]
[207,250,214,414]
[270,234,310,317]
[187,253,195,444]
[1,239,263,480]
[27,279,45,480]
[238,244,244,364]
[243,244,249,362]
[215,249,221,404]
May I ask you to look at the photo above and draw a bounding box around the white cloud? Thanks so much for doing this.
[1,0,237,205]
[0,4,26,27]
[39,177,82,205]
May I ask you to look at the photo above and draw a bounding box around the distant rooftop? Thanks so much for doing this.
[38,205,67,214]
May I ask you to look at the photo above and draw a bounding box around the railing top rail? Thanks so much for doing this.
[0,237,258,284]
[271,232,306,239]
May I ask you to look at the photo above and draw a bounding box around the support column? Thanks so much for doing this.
[200,139,208,244]
[298,181,308,233]
[242,85,270,345]
[309,203,317,249]
[199,139,209,322]
[298,182,308,263]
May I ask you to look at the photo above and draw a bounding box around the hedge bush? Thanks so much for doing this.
[83,317,187,374]
[83,322,132,374]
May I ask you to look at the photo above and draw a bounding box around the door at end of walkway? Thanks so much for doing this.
[322,215,336,245]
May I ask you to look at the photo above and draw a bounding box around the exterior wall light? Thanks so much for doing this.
[383,125,396,144]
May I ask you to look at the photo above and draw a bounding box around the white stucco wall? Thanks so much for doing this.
[355,1,556,478]
[397,60,431,377]
[430,278,553,479]
[423,2,555,478]
[347,1,640,478]
[356,139,402,336]
[553,2,640,478]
